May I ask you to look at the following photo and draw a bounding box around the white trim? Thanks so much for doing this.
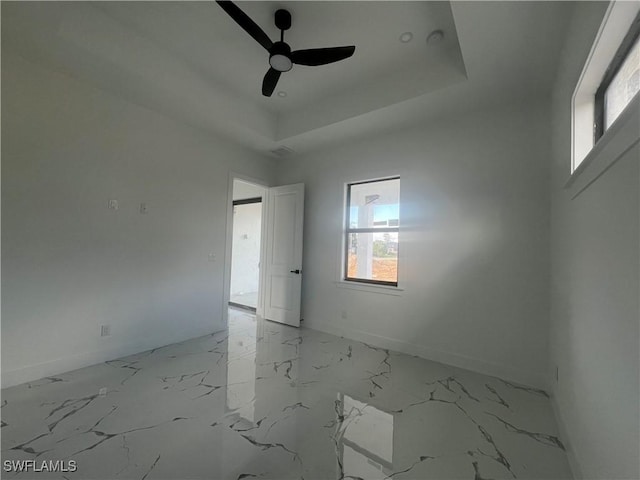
[302,318,548,390]
[571,0,640,171]
[334,280,404,296]
[566,94,639,198]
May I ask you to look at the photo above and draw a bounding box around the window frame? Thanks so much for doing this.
[570,1,640,174]
[343,176,400,287]
[593,11,640,143]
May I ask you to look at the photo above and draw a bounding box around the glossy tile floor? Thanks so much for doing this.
[1,309,572,479]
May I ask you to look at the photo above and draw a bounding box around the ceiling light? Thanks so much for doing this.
[426,30,444,45]
[277,91,287,98]
[269,42,293,72]
[269,54,293,72]
[399,32,413,43]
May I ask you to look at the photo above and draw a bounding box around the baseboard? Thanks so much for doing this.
[550,395,583,479]
[4,316,547,391]
[303,318,548,390]
[1,326,225,389]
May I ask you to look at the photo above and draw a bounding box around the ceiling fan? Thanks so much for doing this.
[216,1,356,97]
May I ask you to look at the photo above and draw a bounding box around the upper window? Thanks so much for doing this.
[571,2,640,172]
[594,12,640,141]
[344,177,399,286]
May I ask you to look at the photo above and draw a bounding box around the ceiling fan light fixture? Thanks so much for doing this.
[269,41,293,72]
[270,54,293,72]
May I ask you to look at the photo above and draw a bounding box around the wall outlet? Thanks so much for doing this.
[108,199,118,210]
[99,387,107,397]
[100,325,111,337]
[139,202,148,214]
[208,253,216,262]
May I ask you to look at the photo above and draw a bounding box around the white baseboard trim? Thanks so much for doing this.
[303,318,548,390]
[550,395,582,479]
[4,317,547,391]
[1,326,225,389]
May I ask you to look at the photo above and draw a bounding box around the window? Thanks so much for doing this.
[571,2,640,172]
[344,177,399,286]
[594,12,640,141]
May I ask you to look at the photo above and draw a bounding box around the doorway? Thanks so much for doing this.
[223,177,305,329]
[229,179,264,312]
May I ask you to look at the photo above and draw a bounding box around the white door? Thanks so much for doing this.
[263,183,304,327]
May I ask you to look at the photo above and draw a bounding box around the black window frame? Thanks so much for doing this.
[594,11,640,142]
[344,177,400,287]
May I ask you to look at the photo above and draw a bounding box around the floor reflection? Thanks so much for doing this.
[339,394,394,479]
[226,309,258,422]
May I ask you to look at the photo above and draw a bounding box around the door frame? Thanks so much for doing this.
[222,172,269,329]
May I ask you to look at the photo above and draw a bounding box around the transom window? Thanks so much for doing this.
[571,3,640,172]
[344,177,400,286]
[594,11,640,141]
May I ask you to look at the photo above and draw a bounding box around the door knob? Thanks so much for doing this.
[290,269,301,274]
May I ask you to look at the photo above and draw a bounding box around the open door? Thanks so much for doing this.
[263,183,304,327]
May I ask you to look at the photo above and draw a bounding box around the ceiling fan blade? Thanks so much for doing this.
[291,46,355,66]
[262,68,281,97]
[216,1,273,51]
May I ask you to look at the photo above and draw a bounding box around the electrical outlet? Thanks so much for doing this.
[108,199,118,210]
[100,325,111,337]
[99,387,107,397]
[139,202,148,214]
[208,253,216,262]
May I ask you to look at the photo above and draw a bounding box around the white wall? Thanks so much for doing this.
[276,101,552,389]
[549,2,639,478]
[230,202,262,298]
[1,52,276,387]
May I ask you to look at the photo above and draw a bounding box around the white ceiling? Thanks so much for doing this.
[1,1,574,155]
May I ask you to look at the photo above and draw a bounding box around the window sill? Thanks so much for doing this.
[566,94,639,199]
[334,280,404,296]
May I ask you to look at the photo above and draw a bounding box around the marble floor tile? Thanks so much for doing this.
[1,310,572,479]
